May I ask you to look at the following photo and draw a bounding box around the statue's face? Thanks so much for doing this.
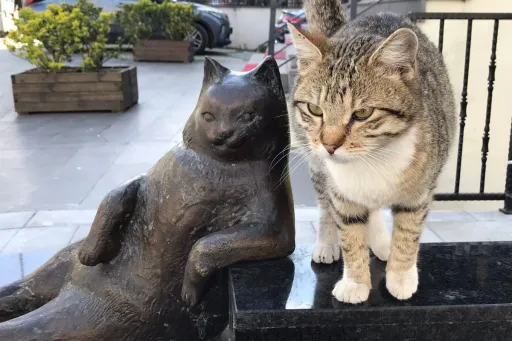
[186,57,288,161]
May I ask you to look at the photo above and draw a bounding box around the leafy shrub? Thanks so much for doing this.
[4,0,118,72]
[115,0,195,43]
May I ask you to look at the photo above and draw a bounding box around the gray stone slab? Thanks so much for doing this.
[70,225,91,243]
[22,249,61,276]
[114,142,175,165]
[0,211,35,229]
[428,221,512,242]
[79,163,153,209]
[295,222,316,244]
[0,229,19,252]
[0,253,22,287]
[2,226,78,253]
[426,210,476,222]
[27,210,96,227]
[467,210,512,222]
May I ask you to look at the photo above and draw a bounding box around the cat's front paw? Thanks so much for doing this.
[312,243,340,264]
[332,277,370,304]
[386,265,418,300]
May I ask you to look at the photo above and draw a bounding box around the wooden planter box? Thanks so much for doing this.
[11,66,138,114]
[133,40,193,63]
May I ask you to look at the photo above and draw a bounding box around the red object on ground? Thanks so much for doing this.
[264,51,287,60]
[241,63,258,72]
[285,39,293,46]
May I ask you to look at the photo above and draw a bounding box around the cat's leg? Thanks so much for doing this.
[330,200,371,304]
[367,209,391,261]
[386,201,429,300]
[310,168,340,264]
[312,199,341,264]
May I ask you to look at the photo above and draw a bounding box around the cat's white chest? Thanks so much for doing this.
[324,128,418,209]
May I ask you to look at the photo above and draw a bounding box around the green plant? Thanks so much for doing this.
[115,0,195,43]
[4,0,118,72]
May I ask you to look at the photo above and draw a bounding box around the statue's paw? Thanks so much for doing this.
[332,277,370,304]
[386,265,418,300]
[312,243,340,264]
[181,282,201,307]
[78,242,101,266]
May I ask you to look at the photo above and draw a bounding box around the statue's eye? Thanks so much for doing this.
[352,108,374,121]
[202,112,215,122]
[307,103,323,116]
[240,112,255,123]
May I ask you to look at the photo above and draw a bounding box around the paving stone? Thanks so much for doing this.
[0,229,19,252]
[467,210,512,222]
[428,221,512,242]
[70,225,91,243]
[0,253,22,287]
[2,226,78,253]
[0,211,35,229]
[27,211,96,227]
[295,222,316,244]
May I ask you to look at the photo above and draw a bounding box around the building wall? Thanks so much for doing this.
[418,0,512,210]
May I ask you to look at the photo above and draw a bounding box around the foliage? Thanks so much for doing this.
[115,0,195,43]
[4,0,118,72]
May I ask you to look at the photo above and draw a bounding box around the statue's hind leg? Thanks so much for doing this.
[0,289,144,341]
[0,241,81,322]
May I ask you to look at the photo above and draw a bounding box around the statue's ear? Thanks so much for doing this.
[369,28,418,81]
[203,56,229,85]
[249,56,285,99]
[287,23,325,73]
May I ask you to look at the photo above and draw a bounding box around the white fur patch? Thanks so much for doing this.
[332,277,370,304]
[312,243,340,264]
[323,127,418,209]
[386,264,418,300]
[367,210,391,261]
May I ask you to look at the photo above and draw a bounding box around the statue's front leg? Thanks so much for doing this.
[182,222,295,307]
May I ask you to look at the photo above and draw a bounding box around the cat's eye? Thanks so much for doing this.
[202,112,215,122]
[352,108,374,121]
[239,112,255,123]
[307,103,323,116]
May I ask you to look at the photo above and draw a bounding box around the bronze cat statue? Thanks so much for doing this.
[0,56,295,341]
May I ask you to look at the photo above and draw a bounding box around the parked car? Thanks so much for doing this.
[23,0,232,54]
[274,9,306,43]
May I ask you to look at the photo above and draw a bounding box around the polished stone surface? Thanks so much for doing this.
[228,243,512,340]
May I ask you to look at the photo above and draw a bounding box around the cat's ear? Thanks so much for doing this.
[203,57,229,85]
[287,23,325,72]
[369,28,418,80]
[250,56,285,99]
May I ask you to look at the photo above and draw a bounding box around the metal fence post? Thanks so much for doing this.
[500,120,512,214]
[267,0,277,56]
[350,0,357,20]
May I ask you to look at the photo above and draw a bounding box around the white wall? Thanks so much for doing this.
[223,7,299,49]
[0,0,16,32]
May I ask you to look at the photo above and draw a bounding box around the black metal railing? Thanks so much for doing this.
[409,13,512,213]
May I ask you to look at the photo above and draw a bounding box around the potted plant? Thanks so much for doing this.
[4,0,138,114]
[116,0,195,63]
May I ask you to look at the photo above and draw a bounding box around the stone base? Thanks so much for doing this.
[227,243,512,340]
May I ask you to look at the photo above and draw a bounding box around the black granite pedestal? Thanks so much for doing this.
[227,243,512,341]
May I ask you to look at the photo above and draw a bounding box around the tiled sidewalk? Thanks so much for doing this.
[1,208,511,255]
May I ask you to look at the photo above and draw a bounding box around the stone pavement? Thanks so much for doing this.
[0,207,511,286]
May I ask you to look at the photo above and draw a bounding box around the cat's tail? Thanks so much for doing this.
[303,0,348,37]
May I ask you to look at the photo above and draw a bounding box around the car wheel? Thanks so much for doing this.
[189,24,208,55]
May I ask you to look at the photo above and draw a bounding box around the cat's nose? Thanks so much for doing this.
[214,130,234,145]
[323,143,340,155]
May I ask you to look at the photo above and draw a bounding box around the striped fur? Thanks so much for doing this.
[289,1,457,304]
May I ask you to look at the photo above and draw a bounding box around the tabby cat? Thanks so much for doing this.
[288,0,456,303]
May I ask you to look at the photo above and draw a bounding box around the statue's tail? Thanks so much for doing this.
[0,241,79,322]
[303,0,348,37]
